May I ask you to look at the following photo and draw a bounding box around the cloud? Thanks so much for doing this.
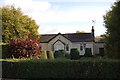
[34,0,115,2]
[38,24,106,36]
[1,0,113,36]
[1,0,51,21]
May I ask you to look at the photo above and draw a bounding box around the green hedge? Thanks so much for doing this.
[84,48,92,57]
[70,48,79,60]
[54,50,66,58]
[2,59,120,79]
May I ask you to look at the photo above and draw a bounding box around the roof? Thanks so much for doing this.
[40,33,94,43]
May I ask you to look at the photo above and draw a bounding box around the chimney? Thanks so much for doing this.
[91,26,95,41]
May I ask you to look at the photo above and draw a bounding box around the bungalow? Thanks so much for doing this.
[40,26,105,56]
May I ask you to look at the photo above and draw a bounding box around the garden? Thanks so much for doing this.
[1,40,120,79]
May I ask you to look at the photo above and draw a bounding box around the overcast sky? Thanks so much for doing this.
[0,0,116,36]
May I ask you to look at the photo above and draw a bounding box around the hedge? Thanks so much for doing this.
[2,59,120,79]
[70,48,79,60]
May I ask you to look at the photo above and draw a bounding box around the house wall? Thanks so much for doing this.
[40,43,48,51]
[40,34,104,55]
[48,35,72,51]
[72,42,94,55]
[94,43,105,54]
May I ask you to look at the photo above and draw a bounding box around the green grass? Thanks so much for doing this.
[1,57,120,63]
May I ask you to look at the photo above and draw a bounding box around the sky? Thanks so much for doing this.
[0,0,116,36]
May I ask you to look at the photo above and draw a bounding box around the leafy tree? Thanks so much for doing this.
[1,5,40,43]
[103,1,120,59]
[95,34,108,39]
[76,30,86,33]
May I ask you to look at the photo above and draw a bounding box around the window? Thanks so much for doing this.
[80,46,83,51]
[66,44,69,51]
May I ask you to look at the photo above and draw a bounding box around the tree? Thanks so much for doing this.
[1,5,40,43]
[76,30,86,33]
[103,1,120,59]
[95,34,108,39]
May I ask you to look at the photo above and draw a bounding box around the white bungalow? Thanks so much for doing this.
[40,27,105,56]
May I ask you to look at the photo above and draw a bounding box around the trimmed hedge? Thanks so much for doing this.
[84,48,92,57]
[54,50,66,58]
[70,48,79,60]
[2,59,120,79]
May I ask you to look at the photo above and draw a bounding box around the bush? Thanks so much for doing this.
[2,59,120,78]
[40,51,47,59]
[84,48,92,57]
[54,51,59,58]
[70,48,79,60]
[54,50,66,58]
[47,51,54,59]
[8,37,40,58]
[65,53,70,59]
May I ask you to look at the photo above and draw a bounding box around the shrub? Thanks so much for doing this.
[70,48,79,60]
[2,59,120,78]
[65,53,70,59]
[8,36,40,58]
[40,51,47,59]
[54,51,59,58]
[54,50,66,58]
[47,51,54,59]
[84,48,92,57]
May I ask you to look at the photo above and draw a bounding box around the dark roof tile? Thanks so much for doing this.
[40,33,94,43]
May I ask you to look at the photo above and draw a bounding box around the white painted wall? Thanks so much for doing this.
[40,34,105,55]
[94,43,105,54]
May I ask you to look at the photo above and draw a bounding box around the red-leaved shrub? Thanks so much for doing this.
[8,34,40,58]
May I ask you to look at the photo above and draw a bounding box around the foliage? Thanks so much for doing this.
[2,44,9,59]
[47,51,54,59]
[8,34,40,58]
[103,1,120,59]
[84,48,92,57]
[76,30,86,33]
[65,53,70,59]
[70,48,79,60]
[95,34,108,39]
[54,50,66,58]
[2,58,120,78]
[40,51,48,59]
[1,5,40,43]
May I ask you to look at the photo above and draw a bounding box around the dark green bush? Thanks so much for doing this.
[2,59,120,78]
[84,48,92,57]
[65,53,70,59]
[54,51,59,58]
[70,48,79,60]
[54,50,66,58]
